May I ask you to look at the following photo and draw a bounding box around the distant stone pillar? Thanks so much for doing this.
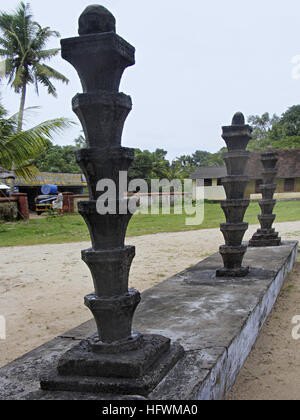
[217,112,252,277]
[249,148,281,247]
[12,193,29,220]
[40,5,183,397]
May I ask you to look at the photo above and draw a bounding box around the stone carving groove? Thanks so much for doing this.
[249,147,281,247]
[40,5,183,397]
[217,112,252,277]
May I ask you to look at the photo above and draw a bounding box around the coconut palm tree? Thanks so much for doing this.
[0,2,69,131]
[0,102,72,181]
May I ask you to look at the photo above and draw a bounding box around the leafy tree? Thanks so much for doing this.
[191,151,211,166]
[247,113,278,140]
[74,134,86,149]
[196,150,225,167]
[34,143,82,173]
[247,106,300,150]
[128,148,170,186]
[0,102,71,179]
[151,148,170,180]
[175,155,193,167]
[0,2,69,130]
[276,105,300,137]
[171,150,225,179]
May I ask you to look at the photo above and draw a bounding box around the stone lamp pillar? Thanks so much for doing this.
[40,5,183,397]
[217,112,252,277]
[249,147,281,247]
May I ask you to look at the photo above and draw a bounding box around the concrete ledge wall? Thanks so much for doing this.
[147,242,298,399]
[196,243,297,399]
[0,242,297,400]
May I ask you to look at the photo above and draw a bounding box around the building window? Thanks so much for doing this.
[204,179,212,187]
[284,178,295,192]
[255,179,263,193]
[217,178,223,186]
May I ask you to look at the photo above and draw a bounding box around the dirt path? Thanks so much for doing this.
[0,221,299,399]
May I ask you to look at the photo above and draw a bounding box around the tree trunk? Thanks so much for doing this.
[17,82,26,131]
[10,82,27,194]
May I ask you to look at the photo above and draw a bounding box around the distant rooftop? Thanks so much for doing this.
[247,149,300,179]
[0,166,15,179]
[190,166,226,179]
[15,172,87,187]
[191,149,300,180]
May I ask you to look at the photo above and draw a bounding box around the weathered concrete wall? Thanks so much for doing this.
[204,186,226,200]
[0,198,18,220]
[11,193,29,220]
[0,194,30,220]
[73,195,89,212]
[194,177,300,201]
[251,192,300,200]
[192,179,225,200]
[0,242,297,400]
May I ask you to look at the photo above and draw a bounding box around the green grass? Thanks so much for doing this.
[0,201,299,247]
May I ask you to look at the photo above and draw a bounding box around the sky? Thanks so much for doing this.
[1,0,300,161]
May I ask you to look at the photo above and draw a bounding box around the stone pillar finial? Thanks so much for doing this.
[217,112,252,277]
[40,5,183,397]
[78,5,116,35]
[231,112,245,125]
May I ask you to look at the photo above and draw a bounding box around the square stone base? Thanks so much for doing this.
[249,238,281,247]
[40,335,183,396]
[216,266,249,277]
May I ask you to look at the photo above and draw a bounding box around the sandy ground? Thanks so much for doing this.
[0,221,299,399]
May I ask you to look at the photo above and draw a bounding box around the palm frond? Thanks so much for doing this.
[0,117,74,174]
[8,105,40,127]
[33,27,60,51]
[35,62,68,82]
[35,70,56,96]
[14,163,39,180]
[36,48,60,60]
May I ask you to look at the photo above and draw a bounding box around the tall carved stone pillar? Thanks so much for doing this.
[217,112,252,277]
[249,147,281,247]
[40,5,183,397]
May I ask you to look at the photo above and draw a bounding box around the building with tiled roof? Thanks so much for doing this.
[191,149,300,200]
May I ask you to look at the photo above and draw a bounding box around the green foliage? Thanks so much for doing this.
[0,102,72,178]
[34,143,82,173]
[168,149,225,180]
[45,208,59,219]
[74,134,86,149]
[0,1,68,129]
[247,105,300,151]
[128,148,170,185]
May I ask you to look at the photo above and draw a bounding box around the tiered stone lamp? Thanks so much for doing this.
[249,148,281,247]
[216,112,252,277]
[40,5,183,397]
